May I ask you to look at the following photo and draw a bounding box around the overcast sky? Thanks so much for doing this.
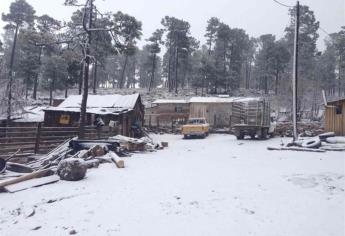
[0,0,344,50]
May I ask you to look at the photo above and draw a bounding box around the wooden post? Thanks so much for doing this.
[34,123,42,154]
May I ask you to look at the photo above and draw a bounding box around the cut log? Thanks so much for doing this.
[94,156,113,163]
[108,151,124,168]
[6,162,33,173]
[84,159,100,168]
[267,146,326,152]
[0,168,53,190]
[4,175,60,193]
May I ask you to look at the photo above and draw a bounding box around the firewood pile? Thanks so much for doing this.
[275,121,324,137]
[268,132,345,152]
[0,134,167,193]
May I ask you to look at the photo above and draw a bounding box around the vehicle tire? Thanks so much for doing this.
[250,134,256,139]
[260,128,268,140]
[301,138,321,149]
[236,132,244,140]
[318,132,335,142]
[184,135,188,139]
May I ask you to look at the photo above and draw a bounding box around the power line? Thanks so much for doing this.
[319,26,331,36]
[273,0,294,8]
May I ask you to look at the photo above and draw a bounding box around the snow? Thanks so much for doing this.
[44,107,132,115]
[152,99,188,104]
[189,96,261,103]
[0,134,344,236]
[13,106,46,123]
[58,94,140,108]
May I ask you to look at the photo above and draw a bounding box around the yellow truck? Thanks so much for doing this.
[182,118,210,139]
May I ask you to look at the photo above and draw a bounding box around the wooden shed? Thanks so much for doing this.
[145,99,189,128]
[44,93,144,137]
[325,98,345,135]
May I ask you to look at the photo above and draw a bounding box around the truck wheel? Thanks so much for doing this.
[236,132,244,140]
[260,128,268,140]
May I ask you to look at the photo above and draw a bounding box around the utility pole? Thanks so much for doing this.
[292,1,300,141]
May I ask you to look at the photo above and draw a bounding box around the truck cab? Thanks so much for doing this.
[182,118,209,139]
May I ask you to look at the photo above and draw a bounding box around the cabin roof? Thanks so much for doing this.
[327,97,345,104]
[189,96,261,103]
[58,93,140,109]
[152,99,188,104]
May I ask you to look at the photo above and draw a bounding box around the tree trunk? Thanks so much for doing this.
[275,68,279,95]
[33,46,42,100]
[49,74,55,106]
[78,65,83,95]
[119,55,128,89]
[264,76,268,95]
[93,61,98,94]
[167,41,173,92]
[148,53,156,92]
[79,0,93,139]
[175,46,179,94]
[25,76,29,100]
[6,23,19,124]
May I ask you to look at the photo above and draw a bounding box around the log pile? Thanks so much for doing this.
[0,134,168,193]
[275,121,324,137]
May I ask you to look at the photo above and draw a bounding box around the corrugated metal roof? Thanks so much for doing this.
[44,107,132,115]
[58,94,140,108]
[152,99,188,104]
[327,97,345,104]
[189,97,261,103]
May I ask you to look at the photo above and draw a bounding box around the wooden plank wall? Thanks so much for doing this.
[325,104,345,136]
[0,125,117,158]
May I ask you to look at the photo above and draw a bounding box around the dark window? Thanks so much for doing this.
[336,105,342,115]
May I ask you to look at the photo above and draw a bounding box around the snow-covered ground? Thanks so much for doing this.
[0,134,344,236]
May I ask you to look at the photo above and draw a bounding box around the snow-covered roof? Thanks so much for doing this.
[58,94,140,109]
[189,97,261,103]
[14,106,46,123]
[45,107,132,115]
[152,99,188,104]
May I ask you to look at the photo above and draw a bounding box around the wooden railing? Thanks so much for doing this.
[0,125,117,158]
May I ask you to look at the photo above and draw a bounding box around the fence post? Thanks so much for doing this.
[34,123,42,154]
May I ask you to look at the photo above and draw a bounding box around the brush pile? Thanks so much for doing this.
[0,134,167,193]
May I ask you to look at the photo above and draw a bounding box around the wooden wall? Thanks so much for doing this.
[145,103,189,127]
[325,101,345,135]
[189,103,234,128]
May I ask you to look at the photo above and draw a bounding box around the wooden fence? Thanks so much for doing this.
[0,124,117,158]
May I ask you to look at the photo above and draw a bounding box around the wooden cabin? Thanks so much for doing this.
[44,93,144,137]
[145,99,189,128]
[325,98,345,135]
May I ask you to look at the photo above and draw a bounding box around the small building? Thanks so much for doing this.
[325,98,345,135]
[44,93,144,137]
[145,99,189,128]
[189,97,260,128]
